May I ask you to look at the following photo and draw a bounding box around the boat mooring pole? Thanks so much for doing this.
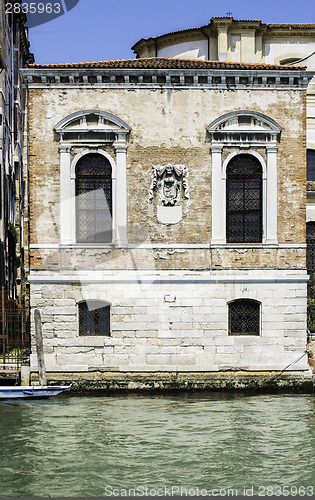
[34,309,47,386]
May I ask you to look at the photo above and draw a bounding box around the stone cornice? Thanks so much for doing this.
[21,67,314,90]
[28,268,309,284]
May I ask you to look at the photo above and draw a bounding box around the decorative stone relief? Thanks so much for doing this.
[149,164,189,206]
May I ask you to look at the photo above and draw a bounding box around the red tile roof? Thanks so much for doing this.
[266,23,315,28]
[28,57,306,71]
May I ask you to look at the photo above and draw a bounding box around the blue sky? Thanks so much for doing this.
[29,0,315,64]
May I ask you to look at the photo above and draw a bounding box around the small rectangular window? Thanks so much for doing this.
[79,301,110,336]
[229,299,260,335]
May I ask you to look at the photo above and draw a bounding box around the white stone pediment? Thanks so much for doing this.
[207,110,282,134]
[218,117,274,131]
[55,110,131,135]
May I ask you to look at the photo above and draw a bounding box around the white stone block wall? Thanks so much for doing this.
[29,270,310,374]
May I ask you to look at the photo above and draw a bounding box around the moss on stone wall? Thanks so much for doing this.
[30,371,314,393]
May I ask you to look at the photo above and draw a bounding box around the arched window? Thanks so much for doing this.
[226,154,262,243]
[307,222,315,272]
[307,150,315,181]
[75,153,112,243]
[228,299,260,336]
[78,300,111,336]
[55,110,130,246]
[279,58,301,65]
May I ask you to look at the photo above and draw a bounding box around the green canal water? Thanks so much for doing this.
[0,392,315,497]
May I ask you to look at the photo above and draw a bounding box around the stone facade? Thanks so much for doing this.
[22,30,315,380]
[29,270,308,373]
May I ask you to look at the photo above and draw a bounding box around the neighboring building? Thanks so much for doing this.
[0,1,33,364]
[22,18,315,383]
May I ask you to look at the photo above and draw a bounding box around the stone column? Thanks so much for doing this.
[211,145,224,244]
[240,30,256,63]
[209,36,218,61]
[218,28,228,61]
[255,34,263,63]
[265,146,278,244]
[59,144,73,244]
[113,133,128,247]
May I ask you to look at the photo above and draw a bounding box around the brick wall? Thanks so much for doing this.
[28,86,306,271]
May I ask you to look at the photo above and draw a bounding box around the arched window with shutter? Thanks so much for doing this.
[75,153,112,243]
[226,154,263,243]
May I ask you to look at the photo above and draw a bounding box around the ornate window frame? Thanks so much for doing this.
[55,110,130,247]
[207,110,281,245]
[71,149,116,244]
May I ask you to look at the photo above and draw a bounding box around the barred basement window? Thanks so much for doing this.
[78,300,110,336]
[228,299,260,336]
[226,154,262,243]
[76,153,112,243]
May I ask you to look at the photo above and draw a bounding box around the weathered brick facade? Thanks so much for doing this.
[22,58,314,379]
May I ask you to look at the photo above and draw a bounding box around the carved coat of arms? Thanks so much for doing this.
[149,164,189,206]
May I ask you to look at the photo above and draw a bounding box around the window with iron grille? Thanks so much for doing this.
[75,153,112,243]
[307,150,315,181]
[228,299,260,336]
[78,300,110,336]
[307,222,315,272]
[226,154,262,243]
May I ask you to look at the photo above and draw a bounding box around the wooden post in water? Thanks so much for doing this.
[34,309,47,386]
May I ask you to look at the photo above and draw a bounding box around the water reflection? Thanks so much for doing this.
[0,393,314,497]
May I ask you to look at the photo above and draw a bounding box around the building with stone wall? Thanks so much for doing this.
[0,1,33,365]
[21,18,315,383]
[133,17,315,308]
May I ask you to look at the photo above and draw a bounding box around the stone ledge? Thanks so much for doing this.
[21,67,313,90]
[30,370,315,392]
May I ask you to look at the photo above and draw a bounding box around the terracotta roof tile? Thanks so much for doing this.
[266,23,315,28]
[28,57,306,71]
